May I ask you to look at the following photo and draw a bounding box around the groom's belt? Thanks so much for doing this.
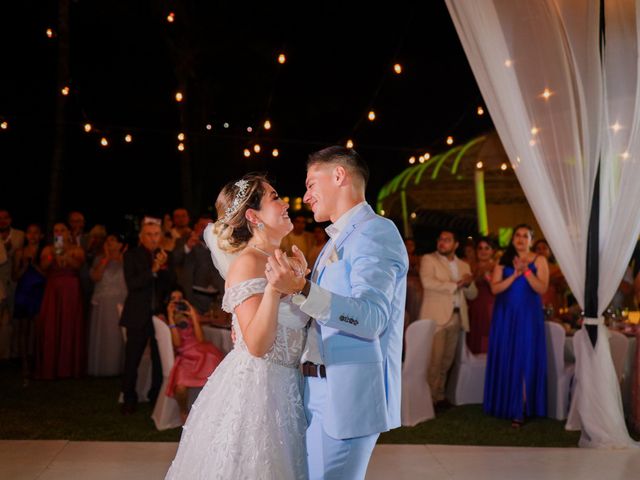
[302,362,326,378]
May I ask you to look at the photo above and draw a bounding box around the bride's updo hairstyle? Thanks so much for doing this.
[213,173,268,253]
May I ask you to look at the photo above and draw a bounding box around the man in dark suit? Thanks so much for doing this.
[172,215,225,315]
[120,219,175,414]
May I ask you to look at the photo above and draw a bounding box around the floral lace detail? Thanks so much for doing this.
[223,278,308,369]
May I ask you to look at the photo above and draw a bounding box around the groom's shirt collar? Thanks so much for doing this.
[325,201,367,240]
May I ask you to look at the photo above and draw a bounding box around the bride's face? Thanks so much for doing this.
[253,182,292,239]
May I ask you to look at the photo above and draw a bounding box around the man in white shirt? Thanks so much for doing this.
[418,230,477,407]
[266,146,408,480]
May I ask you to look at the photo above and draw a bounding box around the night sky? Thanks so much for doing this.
[1,1,492,234]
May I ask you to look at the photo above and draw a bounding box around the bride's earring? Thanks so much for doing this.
[257,222,265,231]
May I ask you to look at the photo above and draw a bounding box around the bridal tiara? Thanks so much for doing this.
[222,179,251,223]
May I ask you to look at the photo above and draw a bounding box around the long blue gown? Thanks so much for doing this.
[483,262,547,420]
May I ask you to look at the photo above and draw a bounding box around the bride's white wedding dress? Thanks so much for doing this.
[165,278,309,480]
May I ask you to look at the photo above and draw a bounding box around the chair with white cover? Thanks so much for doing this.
[545,321,575,420]
[201,325,234,354]
[446,331,487,405]
[608,329,629,384]
[151,316,183,430]
[401,319,437,426]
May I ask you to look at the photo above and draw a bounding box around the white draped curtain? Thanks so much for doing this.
[446,0,640,447]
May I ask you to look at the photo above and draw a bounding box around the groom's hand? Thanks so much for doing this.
[265,249,306,295]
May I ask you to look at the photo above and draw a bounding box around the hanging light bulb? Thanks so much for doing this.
[477,106,484,116]
[446,136,454,145]
[178,142,185,151]
[253,144,261,153]
[419,156,425,164]
[424,153,431,160]
[500,163,508,171]
[124,134,133,143]
[264,120,272,130]
[205,124,212,130]
[0,121,8,130]
[408,156,416,164]
[175,91,183,102]
[61,86,70,96]
[46,28,54,38]
[410,212,417,219]
[223,122,230,128]
[167,12,175,23]
[380,209,386,216]
[278,53,286,64]
[272,148,279,157]
[393,63,402,74]
[476,161,483,169]
[84,123,92,133]
[243,148,251,157]
[368,110,376,121]
[247,126,253,133]
[100,137,108,147]
[177,132,185,141]
[346,139,354,149]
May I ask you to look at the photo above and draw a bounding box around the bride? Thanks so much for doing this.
[165,173,309,480]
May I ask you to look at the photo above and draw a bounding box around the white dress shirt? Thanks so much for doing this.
[299,201,368,365]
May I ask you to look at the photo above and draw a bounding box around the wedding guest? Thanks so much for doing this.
[462,237,477,271]
[164,289,224,422]
[161,214,176,251]
[88,234,128,376]
[307,224,329,271]
[171,208,192,241]
[484,224,549,427]
[419,229,477,407]
[68,211,89,249]
[534,239,567,316]
[86,224,107,263]
[281,213,313,258]
[68,211,93,317]
[465,236,496,354]
[12,224,46,381]
[404,237,423,327]
[36,222,86,379]
[120,220,175,414]
[172,215,225,315]
[0,209,24,358]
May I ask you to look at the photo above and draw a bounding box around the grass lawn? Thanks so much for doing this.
[1,360,635,446]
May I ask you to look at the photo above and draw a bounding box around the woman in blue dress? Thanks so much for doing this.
[484,224,549,427]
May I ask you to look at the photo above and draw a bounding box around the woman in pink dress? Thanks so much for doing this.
[165,289,224,421]
[36,223,86,379]
[467,236,496,354]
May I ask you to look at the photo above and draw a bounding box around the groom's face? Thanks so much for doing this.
[304,164,337,223]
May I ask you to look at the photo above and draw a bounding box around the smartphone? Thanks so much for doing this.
[54,235,64,254]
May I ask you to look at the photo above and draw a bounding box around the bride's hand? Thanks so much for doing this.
[289,245,309,277]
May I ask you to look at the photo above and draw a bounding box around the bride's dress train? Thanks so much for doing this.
[165,278,308,480]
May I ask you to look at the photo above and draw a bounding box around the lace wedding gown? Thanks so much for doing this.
[165,278,309,480]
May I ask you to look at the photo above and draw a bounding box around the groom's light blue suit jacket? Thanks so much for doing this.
[309,204,408,440]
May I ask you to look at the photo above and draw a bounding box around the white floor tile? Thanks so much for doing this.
[0,440,67,480]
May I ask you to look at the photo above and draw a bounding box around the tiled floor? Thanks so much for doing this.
[2,440,640,479]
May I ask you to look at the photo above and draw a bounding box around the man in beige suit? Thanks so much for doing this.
[419,230,477,407]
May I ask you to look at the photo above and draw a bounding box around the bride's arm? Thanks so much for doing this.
[228,254,281,357]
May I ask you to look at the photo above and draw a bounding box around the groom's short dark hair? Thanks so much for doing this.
[307,146,369,187]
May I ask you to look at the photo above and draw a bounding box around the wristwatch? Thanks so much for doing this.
[291,279,311,306]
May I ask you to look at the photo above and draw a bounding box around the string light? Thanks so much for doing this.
[243,148,251,157]
[124,134,132,143]
[368,110,376,121]
[177,132,185,141]
[178,142,185,151]
[446,136,454,145]
[540,88,553,100]
[264,120,271,130]
[419,156,425,163]
[175,91,183,102]
[223,122,230,128]
[380,209,386,216]
[500,163,508,171]
[272,149,279,157]
[476,161,483,169]
[408,156,416,164]
[477,106,484,116]
[205,124,212,130]
[46,28,54,38]
[393,63,402,74]
[100,137,108,147]
[424,153,431,160]
[247,126,253,133]
[410,212,417,219]
[84,123,92,132]
[0,121,8,130]
[61,86,70,96]
[253,144,261,153]
[346,139,354,149]
[278,53,286,64]
[167,12,175,23]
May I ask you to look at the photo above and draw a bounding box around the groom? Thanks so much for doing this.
[266,146,408,480]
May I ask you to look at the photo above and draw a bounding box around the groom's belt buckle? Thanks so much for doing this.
[302,362,326,378]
